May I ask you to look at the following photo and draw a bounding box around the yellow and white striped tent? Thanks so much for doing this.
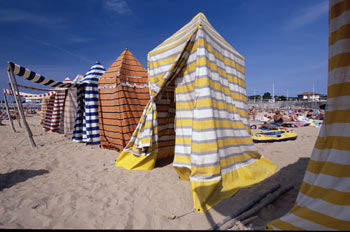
[116,13,277,212]
[267,0,350,230]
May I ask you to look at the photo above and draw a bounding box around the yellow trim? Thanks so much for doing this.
[300,182,350,205]
[329,0,350,22]
[329,52,350,71]
[292,205,350,230]
[307,158,350,177]
[327,82,350,98]
[325,109,350,124]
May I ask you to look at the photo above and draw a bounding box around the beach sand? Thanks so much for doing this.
[0,114,320,229]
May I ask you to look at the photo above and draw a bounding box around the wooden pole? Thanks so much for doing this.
[8,83,22,128]
[3,93,16,133]
[210,184,281,230]
[7,66,36,148]
[218,185,294,230]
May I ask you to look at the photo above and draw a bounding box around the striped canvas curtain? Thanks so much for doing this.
[116,13,277,212]
[267,0,350,230]
[72,62,105,144]
[64,74,83,137]
[98,48,150,151]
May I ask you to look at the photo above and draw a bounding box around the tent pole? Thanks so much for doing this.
[8,83,22,128]
[7,67,36,148]
[3,92,16,133]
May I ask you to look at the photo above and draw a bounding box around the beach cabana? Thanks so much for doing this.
[116,13,277,212]
[43,77,72,133]
[98,48,150,151]
[6,62,83,146]
[72,62,105,145]
[267,0,350,230]
[64,74,84,138]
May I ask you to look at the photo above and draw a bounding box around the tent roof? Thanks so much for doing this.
[80,61,105,84]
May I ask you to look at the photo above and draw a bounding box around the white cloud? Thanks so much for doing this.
[285,1,328,31]
[104,0,132,15]
[0,8,64,27]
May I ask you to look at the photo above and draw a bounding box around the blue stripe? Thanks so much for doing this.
[35,76,45,84]
[18,66,25,76]
[27,71,36,80]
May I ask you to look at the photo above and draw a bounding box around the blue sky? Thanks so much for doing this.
[0,0,328,97]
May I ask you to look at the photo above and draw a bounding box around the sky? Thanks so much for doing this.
[0,0,329,97]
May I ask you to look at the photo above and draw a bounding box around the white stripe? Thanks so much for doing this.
[311,147,350,165]
[326,95,350,111]
[329,38,350,58]
[319,123,350,137]
[277,213,333,230]
[303,171,350,193]
[221,156,258,174]
[296,192,350,221]
[329,7,350,33]
[328,67,350,85]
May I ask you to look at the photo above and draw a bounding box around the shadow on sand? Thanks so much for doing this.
[0,169,49,192]
[201,157,310,229]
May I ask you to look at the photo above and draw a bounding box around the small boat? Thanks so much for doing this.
[252,129,297,143]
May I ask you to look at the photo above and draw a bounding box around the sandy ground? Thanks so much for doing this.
[0,114,320,230]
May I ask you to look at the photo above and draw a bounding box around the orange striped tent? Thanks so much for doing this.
[98,48,150,151]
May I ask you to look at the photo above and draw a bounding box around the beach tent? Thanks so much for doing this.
[267,0,350,230]
[98,48,150,151]
[64,74,84,137]
[43,77,72,133]
[116,13,277,212]
[7,62,83,146]
[3,88,56,125]
[72,62,106,145]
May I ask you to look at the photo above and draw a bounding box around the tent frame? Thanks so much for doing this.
[7,65,36,148]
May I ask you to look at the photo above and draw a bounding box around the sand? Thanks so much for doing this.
[0,114,320,230]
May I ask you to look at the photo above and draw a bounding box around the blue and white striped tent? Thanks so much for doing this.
[72,62,105,145]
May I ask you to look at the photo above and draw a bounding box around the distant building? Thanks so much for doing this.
[297,92,320,101]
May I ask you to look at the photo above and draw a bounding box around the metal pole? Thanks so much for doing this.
[7,65,36,148]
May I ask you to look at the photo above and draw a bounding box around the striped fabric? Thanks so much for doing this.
[3,88,56,98]
[98,48,150,151]
[64,74,83,137]
[116,13,277,212]
[43,77,71,133]
[8,62,81,88]
[40,97,52,125]
[72,62,105,144]
[267,0,350,230]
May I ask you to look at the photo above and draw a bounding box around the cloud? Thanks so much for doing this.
[104,0,132,15]
[285,1,328,31]
[0,8,65,27]
[41,41,93,64]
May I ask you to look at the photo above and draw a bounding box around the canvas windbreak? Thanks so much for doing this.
[267,0,350,230]
[64,74,84,137]
[98,48,150,151]
[116,13,277,212]
[44,77,72,133]
[72,62,105,144]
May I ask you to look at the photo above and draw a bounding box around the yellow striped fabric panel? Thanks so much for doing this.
[116,12,276,212]
[268,0,350,230]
